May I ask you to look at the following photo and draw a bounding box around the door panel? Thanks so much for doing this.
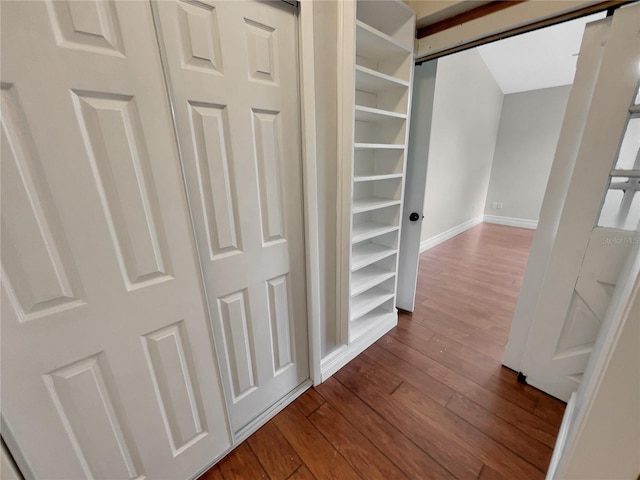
[153,0,309,434]
[1,1,231,478]
[397,60,438,311]
[551,228,633,386]
[518,5,640,401]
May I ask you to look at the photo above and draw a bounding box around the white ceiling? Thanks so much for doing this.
[477,12,606,94]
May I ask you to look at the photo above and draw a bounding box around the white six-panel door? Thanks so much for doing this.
[1,1,232,478]
[153,0,309,435]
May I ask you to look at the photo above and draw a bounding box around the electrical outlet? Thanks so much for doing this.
[498,202,503,209]
[492,201,498,209]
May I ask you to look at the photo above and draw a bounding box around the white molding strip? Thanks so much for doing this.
[320,312,397,382]
[484,215,538,230]
[546,392,577,480]
[419,216,483,252]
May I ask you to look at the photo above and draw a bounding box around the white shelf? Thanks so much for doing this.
[343,1,414,352]
[355,65,409,93]
[353,197,400,214]
[355,105,407,122]
[351,264,396,297]
[349,307,396,344]
[351,286,395,321]
[352,222,399,244]
[354,142,404,150]
[352,243,396,271]
[355,20,411,60]
[356,0,415,49]
[354,173,403,182]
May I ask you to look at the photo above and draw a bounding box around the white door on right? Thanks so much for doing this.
[518,4,640,401]
[397,60,438,312]
[153,0,309,436]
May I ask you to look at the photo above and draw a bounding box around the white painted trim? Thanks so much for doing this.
[553,234,640,478]
[298,0,322,386]
[1,417,32,480]
[233,380,312,444]
[320,312,397,381]
[483,215,538,230]
[1,440,22,480]
[546,392,577,480]
[415,1,606,61]
[419,216,483,252]
[335,1,357,346]
[191,380,312,480]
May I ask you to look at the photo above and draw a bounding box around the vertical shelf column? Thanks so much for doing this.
[340,0,416,347]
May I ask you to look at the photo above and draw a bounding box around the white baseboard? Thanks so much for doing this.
[419,216,483,252]
[320,312,397,382]
[484,215,538,230]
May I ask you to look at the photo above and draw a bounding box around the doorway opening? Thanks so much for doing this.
[399,8,631,405]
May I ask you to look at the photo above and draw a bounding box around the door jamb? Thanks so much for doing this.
[297,0,323,387]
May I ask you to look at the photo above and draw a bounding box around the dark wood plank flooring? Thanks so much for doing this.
[202,223,566,480]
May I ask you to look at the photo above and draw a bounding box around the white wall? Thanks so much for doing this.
[420,48,503,243]
[484,86,571,224]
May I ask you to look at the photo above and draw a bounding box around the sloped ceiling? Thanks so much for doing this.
[477,12,607,94]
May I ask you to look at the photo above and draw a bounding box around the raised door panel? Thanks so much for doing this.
[72,91,173,290]
[188,102,241,258]
[552,228,633,387]
[44,354,143,480]
[45,0,125,56]
[142,322,208,455]
[1,84,85,323]
[252,109,285,243]
[153,0,309,434]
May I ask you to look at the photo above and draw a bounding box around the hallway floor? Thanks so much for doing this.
[202,223,566,480]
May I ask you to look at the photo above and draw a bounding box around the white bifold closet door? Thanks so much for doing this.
[0,1,233,479]
[153,0,309,435]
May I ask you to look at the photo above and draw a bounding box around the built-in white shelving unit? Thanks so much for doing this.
[329,0,415,378]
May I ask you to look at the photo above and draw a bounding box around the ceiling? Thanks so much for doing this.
[476,12,607,94]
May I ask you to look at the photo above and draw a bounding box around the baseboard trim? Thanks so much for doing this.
[320,312,397,382]
[419,216,483,252]
[191,379,312,479]
[483,215,538,230]
[546,392,577,480]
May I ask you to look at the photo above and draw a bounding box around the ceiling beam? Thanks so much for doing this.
[415,0,631,62]
[417,1,526,38]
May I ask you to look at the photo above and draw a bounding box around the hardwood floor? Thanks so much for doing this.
[202,223,566,480]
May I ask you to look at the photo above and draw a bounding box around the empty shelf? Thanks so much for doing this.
[353,198,400,214]
[354,173,403,182]
[354,143,404,150]
[349,307,396,343]
[351,264,396,297]
[351,286,395,321]
[356,20,411,61]
[352,222,399,243]
[352,243,396,271]
[356,65,409,93]
[355,105,407,122]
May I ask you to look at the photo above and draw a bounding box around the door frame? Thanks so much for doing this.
[394,3,635,375]
[297,0,323,388]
